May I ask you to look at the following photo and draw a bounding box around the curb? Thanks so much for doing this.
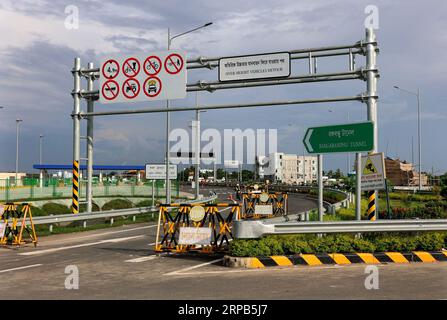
[223,251,447,268]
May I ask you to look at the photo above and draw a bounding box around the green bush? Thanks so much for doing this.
[15,205,46,217]
[135,200,153,207]
[102,199,133,211]
[415,233,445,251]
[42,202,71,215]
[79,202,100,212]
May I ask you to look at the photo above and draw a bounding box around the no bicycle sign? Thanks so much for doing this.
[99,51,186,104]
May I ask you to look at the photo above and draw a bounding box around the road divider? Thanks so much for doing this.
[224,251,447,268]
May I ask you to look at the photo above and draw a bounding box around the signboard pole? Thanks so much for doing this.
[365,27,379,219]
[355,152,362,220]
[152,180,155,208]
[86,62,94,213]
[72,57,81,214]
[318,154,323,221]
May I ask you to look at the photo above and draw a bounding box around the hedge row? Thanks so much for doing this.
[386,192,442,202]
[379,203,447,219]
[229,233,447,257]
[308,189,346,204]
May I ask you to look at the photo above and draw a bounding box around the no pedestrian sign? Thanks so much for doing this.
[99,51,186,104]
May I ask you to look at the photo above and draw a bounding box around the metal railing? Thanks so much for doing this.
[10,195,217,227]
[233,219,447,239]
[0,178,180,202]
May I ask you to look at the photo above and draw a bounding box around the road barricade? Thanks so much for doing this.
[155,203,241,253]
[0,203,38,246]
[241,192,288,219]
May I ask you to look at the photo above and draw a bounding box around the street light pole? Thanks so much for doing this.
[39,134,44,188]
[393,85,422,191]
[15,119,23,185]
[165,22,213,204]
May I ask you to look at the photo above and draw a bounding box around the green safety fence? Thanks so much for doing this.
[0,178,180,202]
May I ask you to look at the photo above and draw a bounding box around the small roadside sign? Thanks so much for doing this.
[255,204,273,215]
[219,52,290,82]
[145,164,177,180]
[361,152,386,191]
[99,51,186,104]
[178,227,212,245]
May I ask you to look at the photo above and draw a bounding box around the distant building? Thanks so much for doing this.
[385,157,428,186]
[256,153,318,184]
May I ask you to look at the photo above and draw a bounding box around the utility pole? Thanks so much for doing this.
[39,134,44,188]
[165,22,213,204]
[15,119,23,185]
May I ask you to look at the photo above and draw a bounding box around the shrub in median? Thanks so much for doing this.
[42,202,71,215]
[102,199,133,211]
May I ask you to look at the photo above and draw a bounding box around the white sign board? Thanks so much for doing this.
[224,160,240,169]
[100,51,187,104]
[219,52,290,82]
[145,164,177,180]
[361,152,386,191]
[178,227,212,245]
[255,204,273,215]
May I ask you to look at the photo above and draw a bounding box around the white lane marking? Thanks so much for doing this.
[125,255,158,263]
[18,235,144,256]
[0,264,43,274]
[43,224,158,244]
[164,258,224,276]
[147,242,156,246]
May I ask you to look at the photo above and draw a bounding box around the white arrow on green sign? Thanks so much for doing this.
[303,122,374,154]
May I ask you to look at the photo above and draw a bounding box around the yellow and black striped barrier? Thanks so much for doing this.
[0,203,38,246]
[367,190,376,221]
[242,192,288,218]
[238,251,447,268]
[72,160,79,214]
[155,203,241,253]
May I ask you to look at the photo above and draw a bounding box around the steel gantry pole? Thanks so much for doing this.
[195,92,201,199]
[86,62,94,212]
[365,28,379,220]
[72,57,81,214]
[165,28,171,204]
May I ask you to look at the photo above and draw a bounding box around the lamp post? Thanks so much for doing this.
[165,22,213,204]
[39,134,44,188]
[15,119,23,185]
[393,86,422,191]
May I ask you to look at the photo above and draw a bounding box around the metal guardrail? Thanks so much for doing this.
[11,196,218,227]
[233,219,447,239]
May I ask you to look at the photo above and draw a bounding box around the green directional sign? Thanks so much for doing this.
[303,122,374,154]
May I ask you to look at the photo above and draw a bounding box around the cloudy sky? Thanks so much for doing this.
[0,0,446,175]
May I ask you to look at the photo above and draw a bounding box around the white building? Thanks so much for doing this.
[256,153,317,184]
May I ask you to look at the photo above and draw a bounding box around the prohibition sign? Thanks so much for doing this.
[164,53,184,74]
[101,80,119,101]
[143,76,162,98]
[102,59,119,79]
[123,57,140,77]
[144,56,162,76]
[122,78,140,99]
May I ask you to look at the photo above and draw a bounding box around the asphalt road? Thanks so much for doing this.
[0,187,446,300]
